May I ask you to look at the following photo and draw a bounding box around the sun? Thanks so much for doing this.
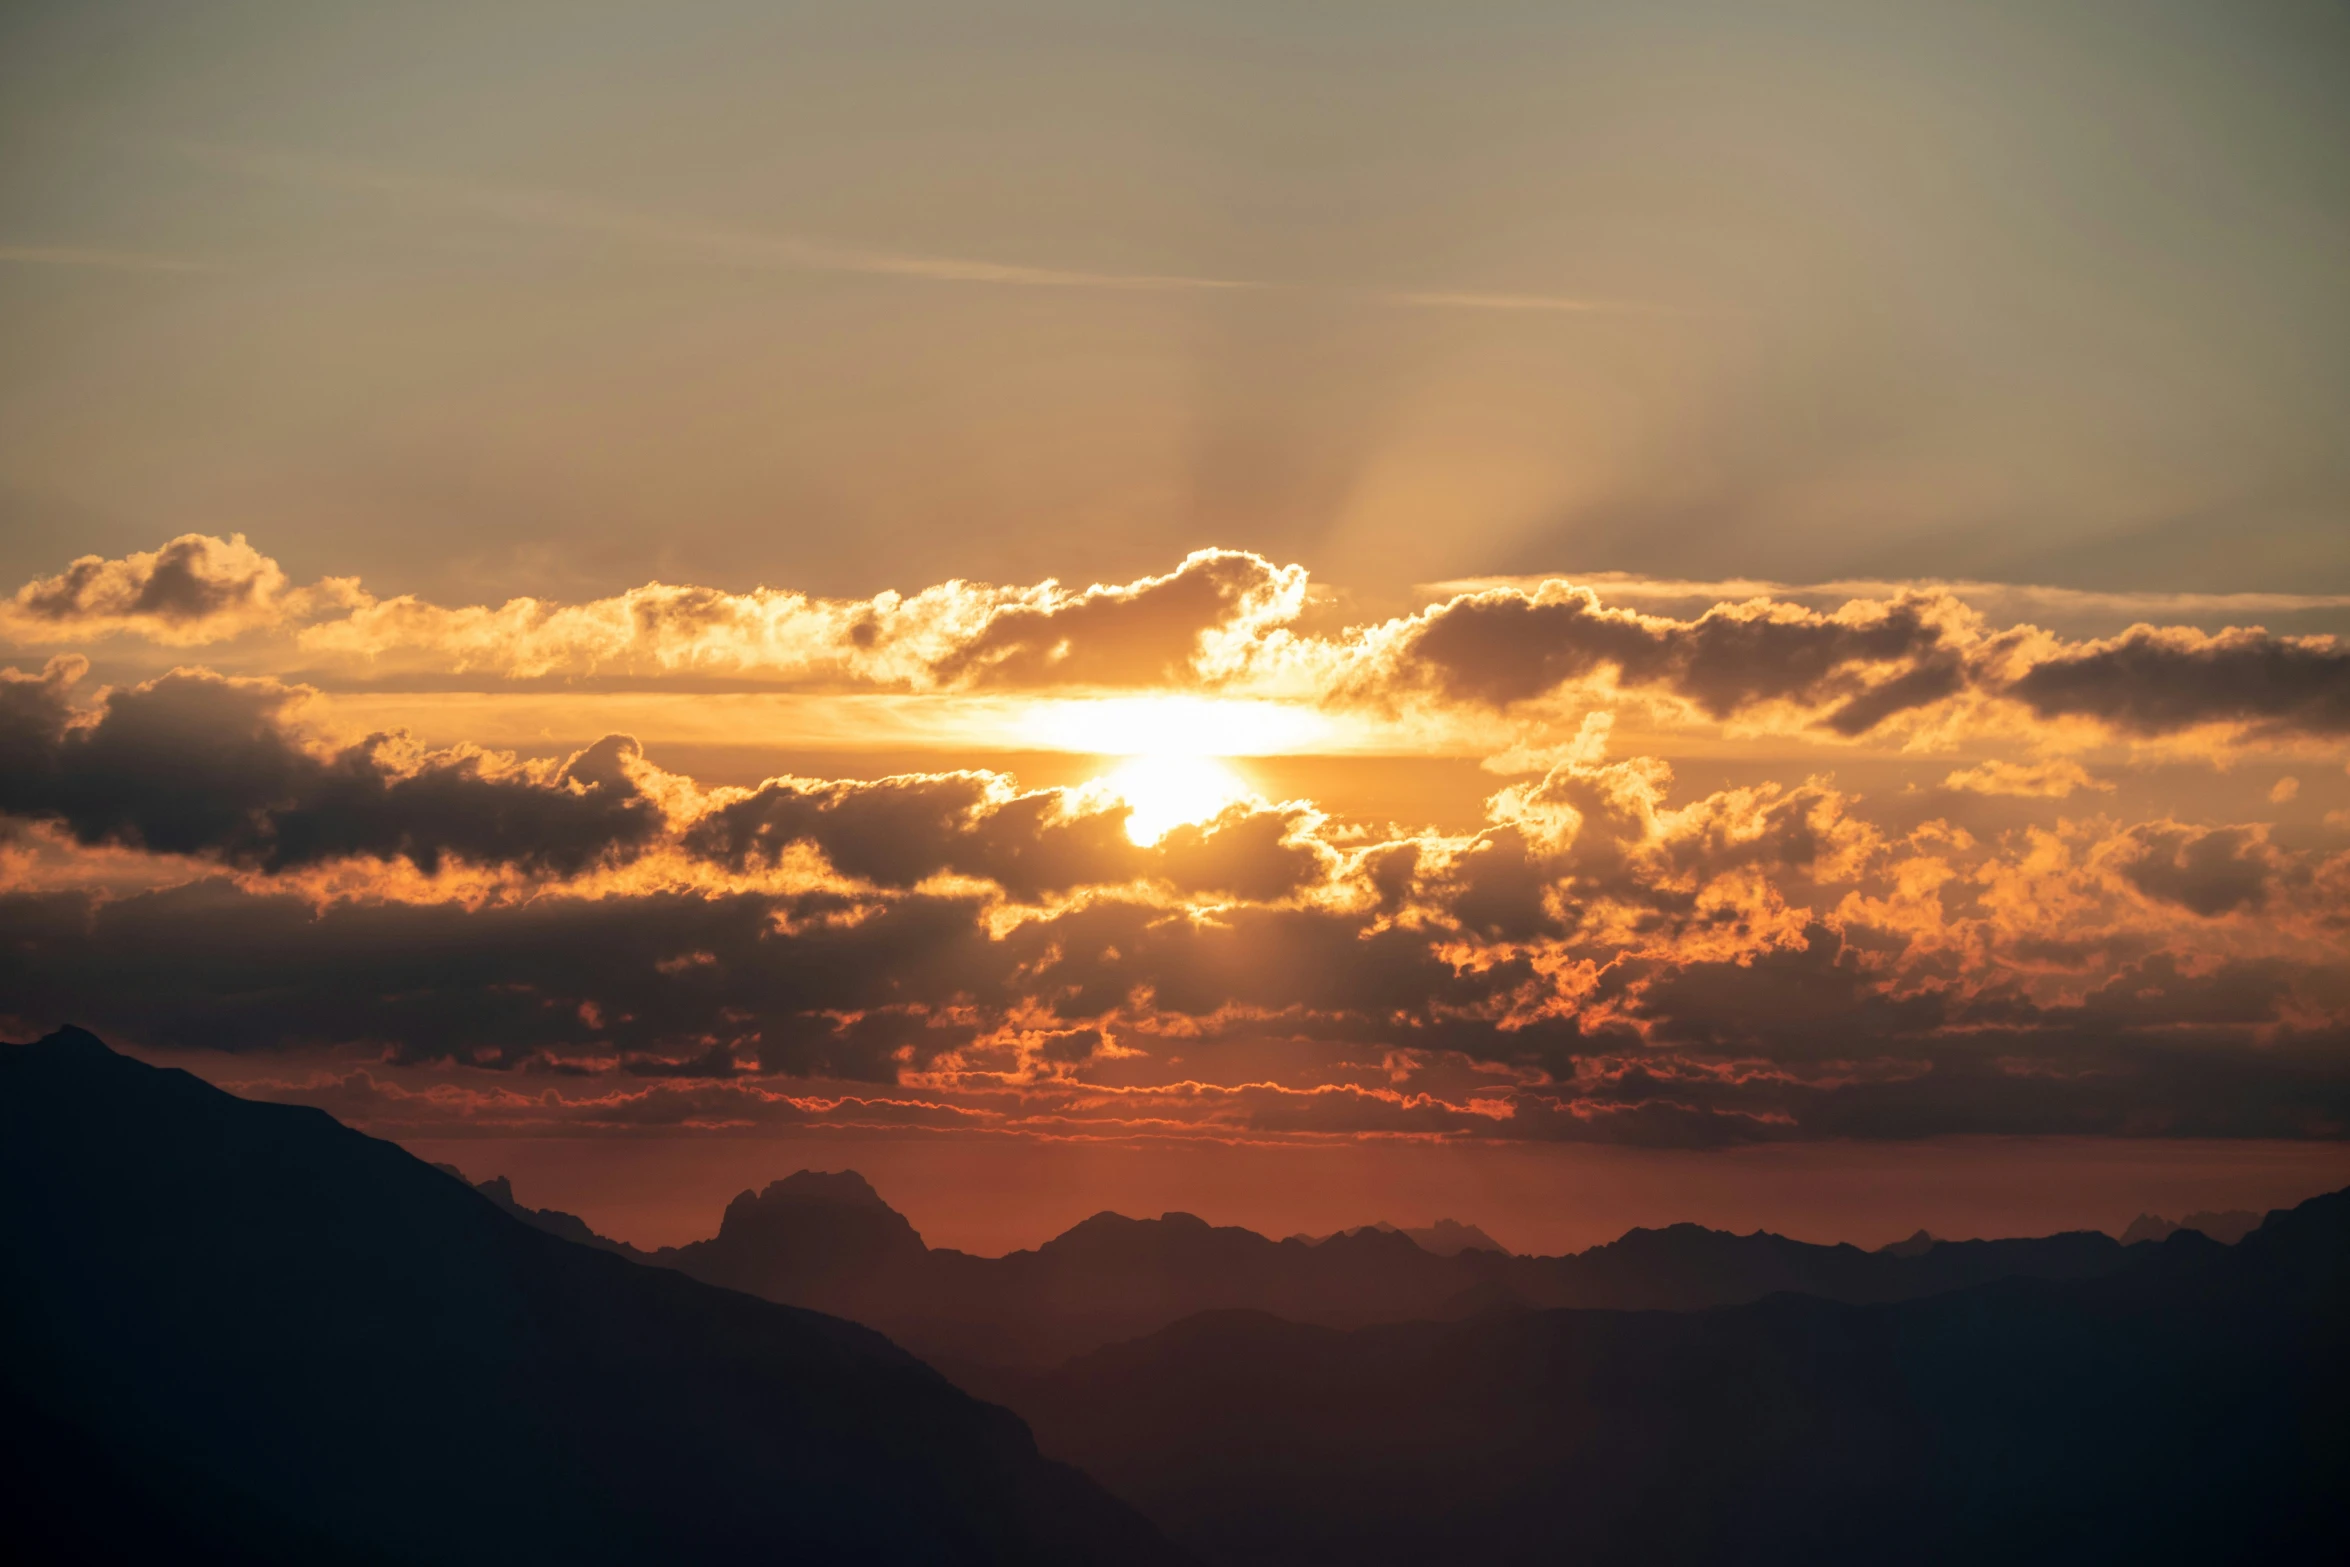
[1100,753,1250,845]
[1013,695,1303,845]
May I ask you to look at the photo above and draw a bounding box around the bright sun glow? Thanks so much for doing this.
[1016,696,1305,843]
[1017,695,1331,757]
[1100,754,1251,845]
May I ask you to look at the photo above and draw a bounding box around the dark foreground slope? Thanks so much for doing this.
[0,1029,1182,1567]
[996,1192,2350,1567]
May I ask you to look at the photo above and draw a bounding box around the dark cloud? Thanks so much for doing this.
[1381,582,2350,745]
[4,633,2346,1147]
[688,772,1145,897]
[688,771,1332,902]
[4,663,1345,901]
[1155,807,1327,902]
[1626,923,1948,1058]
[0,879,993,1078]
[0,665,663,875]
[1388,588,1957,729]
[2112,823,2283,916]
[2005,626,2350,737]
[4,868,2345,1142]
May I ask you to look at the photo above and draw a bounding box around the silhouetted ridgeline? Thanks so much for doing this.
[0,1029,1182,1567]
[483,1161,2164,1371]
[13,1027,2339,1567]
[989,1190,2350,1566]
[2120,1208,2264,1246]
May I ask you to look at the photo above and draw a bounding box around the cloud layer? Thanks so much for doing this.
[14,537,2350,752]
[5,534,2349,1149]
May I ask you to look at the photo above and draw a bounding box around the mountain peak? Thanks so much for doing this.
[755,1168,889,1208]
[30,1024,112,1056]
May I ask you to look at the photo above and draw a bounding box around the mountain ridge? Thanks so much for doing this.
[0,1027,1184,1566]
[982,1186,2350,1564]
[474,1161,2182,1370]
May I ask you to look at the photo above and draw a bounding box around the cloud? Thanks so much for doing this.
[2107,823,2287,917]
[7,530,2350,1148]
[1362,583,1968,732]
[687,771,1146,899]
[0,655,1350,909]
[1348,580,2350,750]
[1942,760,2111,798]
[2003,625,2350,739]
[1,534,355,646]
[14,537,2350,755]
[926,551,1307,688]
[7,737,2348,1144]
[177,140,1260,295]
[0,663,665,876]
[1420,572,2350,629]
[296,547,1308,690]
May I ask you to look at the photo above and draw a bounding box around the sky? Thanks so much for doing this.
[4,0,2349,1252]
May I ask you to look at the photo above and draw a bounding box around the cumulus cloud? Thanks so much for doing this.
[7,531,2350,1147]
[0,662,666,876]
[0,657,1348,905]
[13,535,2350,751]
[6,853,2345,1142]
[2106,823,2290,918]
[1351,582,2350,750]
[686,771,1144,897]
[1362,583,1970,733]
[0,533,357,646]
[297,547,1308,689]
[10,667,2344,1146]
[2003,625,2350,738]
[925,550,1307,687]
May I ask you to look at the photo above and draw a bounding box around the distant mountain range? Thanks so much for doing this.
[11,1026,2341,1566]
[989,1190,2350,1565]
[1286,1218,1509,1256]
[2120,1207,2265,1245]
[479,1163,2167,1371]
[0,1029,1180,1566]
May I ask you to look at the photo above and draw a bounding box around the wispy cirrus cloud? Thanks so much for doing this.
[172,140,1265,295]
[169,141,1682,315]
[1376,289,1677,315]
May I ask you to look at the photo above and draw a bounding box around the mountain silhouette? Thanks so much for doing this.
[2120,1208,2265,1246]
[0,1028,1183,1567]
[988,1190,2350,1565]
[463,1171,644,1258]
[660,1171,931,1303]
[553,1167,2153,1370]
[1290,1219,1508,1256]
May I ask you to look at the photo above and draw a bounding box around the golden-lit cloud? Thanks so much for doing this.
[19,534,2346,759]
[6,532,2349,1150]
[1,533,359,647]
[1941,760,2112,799]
